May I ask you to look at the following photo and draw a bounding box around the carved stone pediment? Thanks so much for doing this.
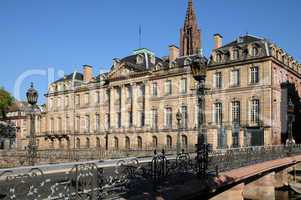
[108,63,134,79]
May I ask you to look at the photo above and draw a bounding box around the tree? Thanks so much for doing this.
[0,87,14,119]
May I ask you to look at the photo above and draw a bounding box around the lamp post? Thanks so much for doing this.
[190,56,209,177]
[287,98,295,154]
[26,82,38,166]
[176,110,182,155]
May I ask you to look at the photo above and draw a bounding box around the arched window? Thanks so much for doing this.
[86,138,90,149]
[152,136,158,149]
[114,137,119,150]
[76,138,80,149]
[96,137,101,149]
[125,136,130,150]
[166,135,172,149]
[181,135,188,149]
[137,136,142,150]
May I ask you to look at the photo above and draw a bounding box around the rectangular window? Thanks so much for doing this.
[232,101,240,124]
[106,90,110,102]
[152,82,158,96]
[66,116,70,131]
[75,95,80,106]
[164,108,172,128]
[250,99,260,123]
[250,66,259,84]
[76,116,80,132]
[65,95,69,107]
[105,114,110,130]
[117,112,121,128]
[139,111,145,127]
[180,78,187,94]
[214,103,222,124]
[50,118,54,132]
[95,91,100,104]
[230,70,240,86]
[165,80,172,95]
[85,115,90,133]
[214,72,222,89]
[151,109,158,129]
[181,106,188,129]
[127,86,133,101]
[128,112,133,128]
[95,114,100,131]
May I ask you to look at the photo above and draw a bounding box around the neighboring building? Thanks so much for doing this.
[36,0,301,150]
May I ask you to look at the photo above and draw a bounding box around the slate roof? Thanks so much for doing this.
[218,35,266,49]
[53,72,83,84]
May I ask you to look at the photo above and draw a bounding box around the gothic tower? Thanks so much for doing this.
[180,0,201,57]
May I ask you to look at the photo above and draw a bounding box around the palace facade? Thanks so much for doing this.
[33,0,301,151]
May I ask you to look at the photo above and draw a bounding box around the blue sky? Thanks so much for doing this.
[0,0,300,104]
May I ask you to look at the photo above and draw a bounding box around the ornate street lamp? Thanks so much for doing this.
[287,98,295,153]
[190,57,208,145]
[190,56,210,177]
[26,82,38,166]
[176,109,182,155]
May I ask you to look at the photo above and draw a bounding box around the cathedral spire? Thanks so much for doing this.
[180,0,201,57]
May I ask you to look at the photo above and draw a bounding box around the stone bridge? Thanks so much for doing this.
[0,145,300,200]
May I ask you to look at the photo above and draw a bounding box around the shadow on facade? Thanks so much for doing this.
[281,81,301,144]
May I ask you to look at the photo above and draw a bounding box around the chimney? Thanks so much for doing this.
[169,45,179,62]
[83,65,93,82]
[214,33,223,49]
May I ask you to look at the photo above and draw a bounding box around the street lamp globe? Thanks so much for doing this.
[26,82,38,106]
[190,57,208,82]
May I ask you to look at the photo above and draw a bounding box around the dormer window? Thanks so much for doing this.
[170,61,177,68]
[136,54,144,65]
[252,47,259,56]
[216,54,222,63]
[233,49,239,60]
[184,58,192,65]
[150,55,156,65]
[155,63,163,71]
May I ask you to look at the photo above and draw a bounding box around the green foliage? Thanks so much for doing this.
[0,87,14,119]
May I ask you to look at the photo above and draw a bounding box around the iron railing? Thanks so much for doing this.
[0,145,301,199]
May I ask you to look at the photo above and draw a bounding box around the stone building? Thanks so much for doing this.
[36,0,301,151]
